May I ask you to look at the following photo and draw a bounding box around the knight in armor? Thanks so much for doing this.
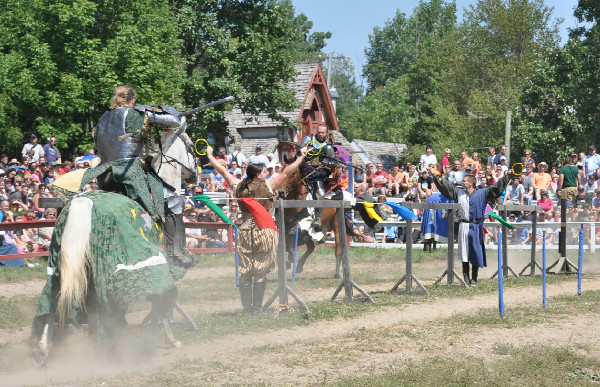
[298,123,338,230]
[92,85,197,271]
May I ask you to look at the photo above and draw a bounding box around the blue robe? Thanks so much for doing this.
[421,193,450,243]
[0,241,22,267]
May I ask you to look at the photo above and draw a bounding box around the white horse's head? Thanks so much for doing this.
[152,125,197,189]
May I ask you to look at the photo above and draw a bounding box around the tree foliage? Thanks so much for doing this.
[343,77,415,143]
[511,0,600,164]
[0,0,330,158]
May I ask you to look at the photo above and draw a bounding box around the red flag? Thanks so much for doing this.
[238,198,277,230]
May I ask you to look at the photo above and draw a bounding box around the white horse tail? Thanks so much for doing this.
[57,196,94,325]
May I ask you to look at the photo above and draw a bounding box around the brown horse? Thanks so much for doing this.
[281,159,353,278]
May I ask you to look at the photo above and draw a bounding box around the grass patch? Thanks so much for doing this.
[329,345,600,387]
[0,297,29,331]
[0,259,46,284]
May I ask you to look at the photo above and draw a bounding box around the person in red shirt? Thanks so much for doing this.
[371,163,388,196]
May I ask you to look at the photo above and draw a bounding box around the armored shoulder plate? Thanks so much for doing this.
[96,107,146,163]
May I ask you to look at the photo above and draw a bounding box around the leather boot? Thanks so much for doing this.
[313,207,323,232]
[252,277,267,315]
[165,210,198,269]
[432,241,437,251]
[471,265,479,285]
[462,262,471,285]
[239,277,253,315]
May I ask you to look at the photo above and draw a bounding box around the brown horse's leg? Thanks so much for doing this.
[331,212,342,279]
[296,237,315,273]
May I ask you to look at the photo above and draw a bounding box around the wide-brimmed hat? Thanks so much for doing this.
[8,158,19,165]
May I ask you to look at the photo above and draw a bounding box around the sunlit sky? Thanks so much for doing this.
[292,0,584,87]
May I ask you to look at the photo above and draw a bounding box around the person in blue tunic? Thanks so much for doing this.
[428,166,511,284]
[0,231,22,267]
[420,193,451,252]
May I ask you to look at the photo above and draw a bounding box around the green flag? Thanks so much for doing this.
[193,195,235,226]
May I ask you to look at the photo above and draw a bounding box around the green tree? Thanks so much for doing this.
[0,0,184,158]
[512,0,600,164]
[343,77,415,143]
[425,0,561,154]
[326,56,363,137]
[362,0,457,92]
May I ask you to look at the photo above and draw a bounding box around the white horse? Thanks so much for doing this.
[32,127,197,366]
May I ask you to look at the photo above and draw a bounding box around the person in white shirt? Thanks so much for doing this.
[227,145,247,167]
[419,145,437,171]
[246,145,270,166]
[21,134,45,163]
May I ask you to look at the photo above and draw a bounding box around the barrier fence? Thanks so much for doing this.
[0,220,235,261]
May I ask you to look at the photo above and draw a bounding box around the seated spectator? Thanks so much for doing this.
[583,174,598,197]
[354,166,367,194]
[503,177,524,205]
[370,163,388,196]
[34,209,56,250]
[517,210,532,223]
[518,223,531,245]
[573,187,591,212]
[535,211,554,245]
[209,160,227,192]
[447,161,465,187]
[199,211,227,248]
[532,162,552,200]
[537,191,554,213]
[592,191,600,213]
[355,224,376,243]
[460,151,476,171]
[585,212,600,245]
[497,156,509,173]
[387,165,405,197]
[417,169,433,200]
[185,211,208,248]
[340,164,350,190]
[521,174,534,205]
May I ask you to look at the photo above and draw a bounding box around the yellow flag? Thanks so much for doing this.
[363,202,383,222]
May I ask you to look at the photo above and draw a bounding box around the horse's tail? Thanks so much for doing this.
[57,196,94,325]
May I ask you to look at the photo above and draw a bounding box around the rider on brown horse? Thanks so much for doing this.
[298,123,340,231]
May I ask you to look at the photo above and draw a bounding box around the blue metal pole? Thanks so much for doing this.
[498,229,505,317]
[542,232,547,309]
[234,227,240,288]
[578,224,584,295]
[292,223,299,282]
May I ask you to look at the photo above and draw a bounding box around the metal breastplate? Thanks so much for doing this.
[96,107,145,163]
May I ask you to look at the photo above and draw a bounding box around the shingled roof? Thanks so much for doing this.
[351,139,407,170]
[225,62,320,156]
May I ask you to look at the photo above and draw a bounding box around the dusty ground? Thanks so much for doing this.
[1,250,598,386]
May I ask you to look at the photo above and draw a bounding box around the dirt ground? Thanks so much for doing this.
[1,250,599,387]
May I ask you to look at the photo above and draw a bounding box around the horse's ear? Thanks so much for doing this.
[284,154,296,164]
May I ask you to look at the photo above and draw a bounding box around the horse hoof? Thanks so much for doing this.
[333,274,340,279]
[32,346,48,367]
[286,261,291,270]
[296,266,303,274]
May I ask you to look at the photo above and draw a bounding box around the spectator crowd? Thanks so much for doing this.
[3,138,600,266]
[349,144,600,246]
